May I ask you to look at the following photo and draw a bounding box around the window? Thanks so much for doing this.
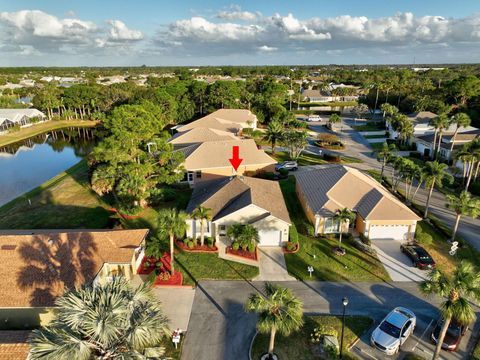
[219,225,226,235]
[196,171,202,178]
[324,218,340,233]
[187,172,194,182]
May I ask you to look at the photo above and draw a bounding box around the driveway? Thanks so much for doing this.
[152,286,196,331]
[371,240,427,282]
[180,280,478,360]
[254,247,296,281]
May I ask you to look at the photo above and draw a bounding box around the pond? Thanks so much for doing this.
[0,127,96,207]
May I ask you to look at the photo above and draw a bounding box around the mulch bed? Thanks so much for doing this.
[137,256,163,275]
[153,271,183,286]
[175,240,218,253]
[283,242,300,254]
[226,247,258,261]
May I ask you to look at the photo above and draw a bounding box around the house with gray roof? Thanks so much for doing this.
[295,165,420,240]
[186,176,291,247]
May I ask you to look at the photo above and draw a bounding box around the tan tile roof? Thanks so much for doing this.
[296,165,420,221]
[187,176,291,224]
[0,229,148,308]
[178,109,257,134]
[0,331,30,360]
[169,127,237,145]
[181,139,276,170]
[408,111,437,123]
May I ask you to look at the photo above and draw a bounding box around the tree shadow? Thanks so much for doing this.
[16,232,98,306]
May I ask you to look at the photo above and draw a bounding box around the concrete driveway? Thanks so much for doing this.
[372,240,427,282]
[254,247,296,281]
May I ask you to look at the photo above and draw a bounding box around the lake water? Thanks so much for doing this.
[0,128,96,207]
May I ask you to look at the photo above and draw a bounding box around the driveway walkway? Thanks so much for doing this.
[254,247,296,281]
[371,240,427,282]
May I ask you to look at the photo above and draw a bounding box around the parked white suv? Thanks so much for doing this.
[370,307,416,355]
[275,161,298,172]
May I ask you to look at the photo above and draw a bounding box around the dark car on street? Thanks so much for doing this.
[431,318,468,351]
[400,243,436,270]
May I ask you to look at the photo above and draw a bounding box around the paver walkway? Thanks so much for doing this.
[254,247,296,281]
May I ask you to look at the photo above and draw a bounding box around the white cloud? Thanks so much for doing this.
[0,10,143,56]
[107,20,143,41]
[258,45,277,52]
[217,10,258,21]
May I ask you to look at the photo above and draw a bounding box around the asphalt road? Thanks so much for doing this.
[180,280,479,360]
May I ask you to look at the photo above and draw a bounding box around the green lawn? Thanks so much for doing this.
[251,315,373,360]
[0,160,111,229]
[279,177,391,282]
[363,134,386,139]
[353,123,386,132]
[0,120,98,147]
[175,252,259,286]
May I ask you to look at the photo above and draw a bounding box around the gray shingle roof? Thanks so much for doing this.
[355,189,383,218]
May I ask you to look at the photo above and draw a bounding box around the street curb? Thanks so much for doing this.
[249,330,258,360]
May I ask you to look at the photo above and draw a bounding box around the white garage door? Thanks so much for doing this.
[368,225,410,241]
[258,230,282,247]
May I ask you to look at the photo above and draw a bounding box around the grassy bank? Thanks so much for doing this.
[280,177,390,282]
[0,160,111,229]
[0,120,98,147]
[251,315,373,360]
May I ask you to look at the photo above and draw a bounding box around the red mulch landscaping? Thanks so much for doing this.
[153,271,183,286]
[226,247,258,261]
[137,256,163,275]
[283,242,300,254]
[175,240,218,253]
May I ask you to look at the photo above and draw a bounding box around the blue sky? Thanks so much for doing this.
[0,0,480,66]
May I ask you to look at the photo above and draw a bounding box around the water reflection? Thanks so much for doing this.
[0,128,96,207]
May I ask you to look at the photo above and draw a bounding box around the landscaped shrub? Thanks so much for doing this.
[305,223,316,237]
[416,231,433,246]
[359,233,371,246]
[248,243,256,253]
[310,325,338,343]
[187,241,195,249]
[323,153,341,162]
[232,242,240,251]
[278,168,289,177]
[409,151,422,159]
[286,242,297,251]
[206,236,214,247]
[289,225,299,243]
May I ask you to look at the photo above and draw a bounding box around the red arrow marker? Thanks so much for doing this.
[229,145,243,171]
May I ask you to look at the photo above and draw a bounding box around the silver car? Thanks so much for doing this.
[275,161,298,171]
[370,307,416,355]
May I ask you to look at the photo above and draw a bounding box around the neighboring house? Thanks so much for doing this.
[0,229,148,329]
[416,129,480,161]
[176,139,276,186]
[168,127,237,148]
[388,111,445,139]
[176,109,258,134]
[301,89,334,102]
[295,165,420,240]
[186,176,291,247]
[0,109,46,133]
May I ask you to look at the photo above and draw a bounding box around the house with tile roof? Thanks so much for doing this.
[168,127,237,148]
[186,176,291,247]
[0,229,148,329]
[415,129,480,161]
[175,109,257,135]
[295,165,420,240]
[176,139,276,187]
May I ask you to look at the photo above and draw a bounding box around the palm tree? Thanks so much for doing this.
[380,103,398,121]
[328,113,341,130]
[191,206,212,246]
[333,208,356,249]
[157,208,187,273]
[429,114,450,159]
[422,161,454,218]
[28,278,170,359]
[245,282,304,359]
[446,191,480,242]
[263,120,284,155]
[376,142,396,181]
[449,113,471,153]
[420,261,480,360]
[396,116,414,145]
[455,139,480,190]
[227,224,259,251]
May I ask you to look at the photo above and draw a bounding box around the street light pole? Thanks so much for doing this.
[340,296,349,359]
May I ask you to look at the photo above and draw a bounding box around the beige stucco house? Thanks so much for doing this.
[176,109,258,135]
[186,176,291,247]
[176,139,276,187]
[0,229,148,329]
[169,127,238,148]
[295,165,420,240]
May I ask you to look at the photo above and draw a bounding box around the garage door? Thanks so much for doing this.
[368,225,410,241]
[258,230,282,247]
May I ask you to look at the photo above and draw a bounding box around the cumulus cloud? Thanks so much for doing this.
[257,45,277,52]
[217,10,258,21]
[0,10,143,55]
